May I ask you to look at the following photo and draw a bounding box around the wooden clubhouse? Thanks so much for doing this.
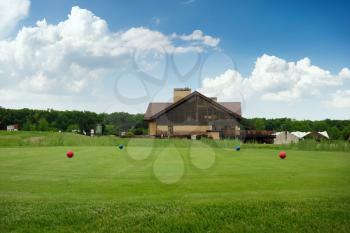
[144,88,274,142]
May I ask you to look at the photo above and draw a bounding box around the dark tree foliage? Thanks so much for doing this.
[0,107,146,135]
[0,107,349,139]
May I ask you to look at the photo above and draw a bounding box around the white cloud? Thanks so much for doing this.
[200,54,347,102]
[250,55,342,101]
[0,0,30,38]
[199,69,246,98]
[199,54,350,118]
[326,90,350,108]
[175,30,220,47]
[20,72,54,92]
[339,68,350,80]
[0,5,219,102]
[121,27,172,52]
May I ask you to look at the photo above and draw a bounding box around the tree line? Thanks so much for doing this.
[0,107,349,140]
[0,107,147,136]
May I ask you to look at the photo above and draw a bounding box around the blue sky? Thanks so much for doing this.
[0,0,349,119]
[23,0,350,75]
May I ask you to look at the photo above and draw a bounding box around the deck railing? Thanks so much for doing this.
[222,130,275,137]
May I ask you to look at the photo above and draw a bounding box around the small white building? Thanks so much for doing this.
[274,131,329,144]
[274,132,299,144]
[6,124,19,131]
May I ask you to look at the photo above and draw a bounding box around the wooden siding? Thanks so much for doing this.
[156,125,210,137]
[208,131,220,140]
[148,122,157,136]
[155,94,238,130]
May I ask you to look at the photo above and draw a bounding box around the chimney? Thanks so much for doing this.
[173,88,191,102]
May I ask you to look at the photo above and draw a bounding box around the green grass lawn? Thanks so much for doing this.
[0,138,350,232]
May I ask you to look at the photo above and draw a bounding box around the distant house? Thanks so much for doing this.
[6,124,19,131]
[144,88,242,139]
[274,131,329,144]
[273,132,299,144]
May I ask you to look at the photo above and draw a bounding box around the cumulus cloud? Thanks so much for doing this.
[199,69,246,99]
[0,0,30,38]
[174,30,220,47]
[199,54,348,104]
[0,6,219,100]
[253,55,343,101]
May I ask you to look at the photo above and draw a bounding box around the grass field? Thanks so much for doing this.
[0,131,349,152]
[1,132,350,232]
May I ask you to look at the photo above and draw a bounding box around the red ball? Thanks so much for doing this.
[66,150,74,158]
[279,151,286,159]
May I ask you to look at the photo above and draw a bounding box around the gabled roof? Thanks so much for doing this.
[288,131,329,139]
[318,131,329,139]
[291,131,311,139]
[144,102,172,119]
[144,91,242,120]
[219,102,241,116]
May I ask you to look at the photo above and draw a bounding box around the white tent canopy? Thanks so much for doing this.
[318,131,329,139]
[291,131,311,139]
[290,131,329,139]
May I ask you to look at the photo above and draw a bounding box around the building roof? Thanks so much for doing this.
[273,132,284,136]
[144,102,172,119]
[283,131,330,139]
[318,131,329,139]
[291,131,311,139]
[219,102,242,116]
[144,91,242,120]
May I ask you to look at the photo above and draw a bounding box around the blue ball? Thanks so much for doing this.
[118,144,124,150]
[235,146,241,151]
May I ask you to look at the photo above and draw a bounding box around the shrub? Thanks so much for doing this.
[66,124,80,133]
[38,118,49,131]
[122,132,134,138]
[132,128,144,135]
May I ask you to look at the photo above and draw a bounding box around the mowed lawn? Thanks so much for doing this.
[0,141,350,232]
